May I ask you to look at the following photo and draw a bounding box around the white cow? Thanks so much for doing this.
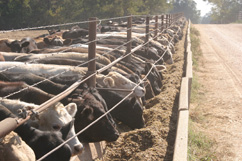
[0,98,83,156]
[96,71,145,98]
[14,52,111,65]
[0,61,86,79]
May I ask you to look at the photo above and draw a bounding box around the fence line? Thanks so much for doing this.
[37,23,181,161]
[0,12,184,160]
[0,20,169,97]
[0,12,183,137]
[0,15,148,34]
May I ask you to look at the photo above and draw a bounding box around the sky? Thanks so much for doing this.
[194,0,213,16]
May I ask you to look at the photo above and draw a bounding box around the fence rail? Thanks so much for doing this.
[0,12,184,161]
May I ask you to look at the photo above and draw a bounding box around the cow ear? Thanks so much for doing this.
[21,41,30,48]
[103,77,114,87]
[155,65,166,72]
[81,106,94,121]
[65,103,77,117]
[43,38,51,45]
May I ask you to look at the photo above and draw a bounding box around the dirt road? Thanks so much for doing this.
[193,24,242,160]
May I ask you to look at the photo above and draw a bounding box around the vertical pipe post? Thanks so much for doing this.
[154,15,158,41]
[145,15,150,49]
[166,14,169,28]
[169,14,171,27]
[126,15,132,62]
[171,14,173,24]
[161,14,164,32]
[88,17,97,88]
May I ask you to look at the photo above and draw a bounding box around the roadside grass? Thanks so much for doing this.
[188,120,216,161]
[188,25,217,161]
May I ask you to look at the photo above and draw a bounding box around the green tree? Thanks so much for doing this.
[170,0,200,23]
[204,0,242,23]
[0,0,31,29]
[0,0,176,30]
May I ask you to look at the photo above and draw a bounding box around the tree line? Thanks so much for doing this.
[202,0,242,24]
[1,0,239,29]
[0,0,205,30]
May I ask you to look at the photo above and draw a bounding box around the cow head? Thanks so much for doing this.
[5,37,38,53]
[72,87,119,143]
[163,48,173,64]
[37,102,83,156]
[97,71,145,98]
[43,36,72,46]
[5,40,29,53]
[144,63,163,95]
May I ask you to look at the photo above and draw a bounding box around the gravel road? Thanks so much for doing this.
[193,24,242,160]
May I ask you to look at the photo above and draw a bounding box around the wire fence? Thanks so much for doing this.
[0,12,184,160]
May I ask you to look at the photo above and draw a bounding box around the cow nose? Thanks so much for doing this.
[166,58,173,64]
[73,143,84,155]
[112,132,120,141]
[135,87,146,97]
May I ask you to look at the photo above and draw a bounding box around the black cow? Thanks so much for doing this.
[0,81,119,143]
[43,36,72,46]
[0,72,67,95]
[98,88,145,129]
[62,28,88,39]
[0,104,72,161]
[134,47,164,65]
[5,37,38,53]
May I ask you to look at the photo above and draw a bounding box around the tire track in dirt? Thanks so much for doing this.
[194,24,242,161]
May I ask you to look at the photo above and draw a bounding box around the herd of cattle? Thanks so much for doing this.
[0,16,186,161]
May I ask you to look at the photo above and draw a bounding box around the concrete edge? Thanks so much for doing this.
[173,110,189,161]
[173,19,192,161]
[178,77,189,111]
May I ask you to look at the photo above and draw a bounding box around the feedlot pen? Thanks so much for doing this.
[0,18,187,161]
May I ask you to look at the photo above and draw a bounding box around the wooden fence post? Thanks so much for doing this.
[154,15,158,41]
[145,15,150,49]
[88,17,97,88]
[126,15,132,62]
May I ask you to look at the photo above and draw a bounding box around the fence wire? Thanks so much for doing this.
[0,13,184,160]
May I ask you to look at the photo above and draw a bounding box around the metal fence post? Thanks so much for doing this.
[154,15,158,41]
[161,14,164,32]
[169,14,171,26]
[88,17,97,88]
[126,15,132,62]
[145,15,150,49]
[166,14,169,28]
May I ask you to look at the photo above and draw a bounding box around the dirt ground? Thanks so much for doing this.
[0,23,187,161]
[192,24,242,161]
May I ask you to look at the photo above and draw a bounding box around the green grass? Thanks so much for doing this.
[190,26,202,103]
[190,26,202,71]
[188,120,216,161]
[188,25,217,161]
